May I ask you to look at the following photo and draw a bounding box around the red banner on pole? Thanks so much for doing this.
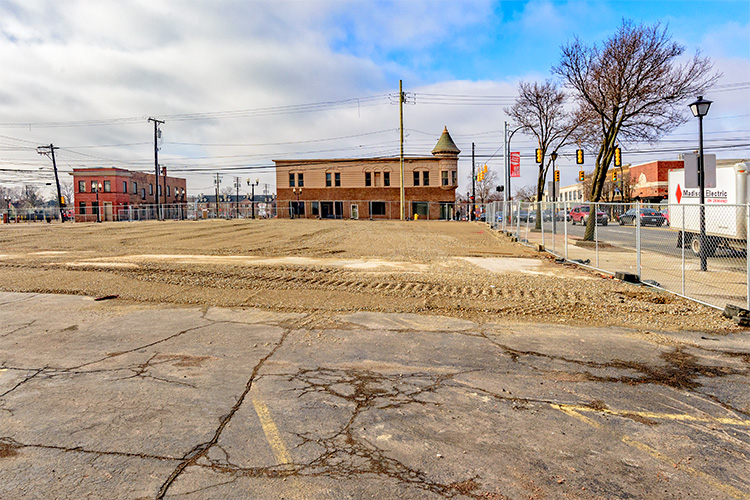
[510,152,521,177]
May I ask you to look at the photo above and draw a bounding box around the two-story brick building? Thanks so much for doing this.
[72,167,186,221]
[274,127,460,220]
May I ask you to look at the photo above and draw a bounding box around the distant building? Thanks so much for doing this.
[629,160,681,203]
[72,167,186,221]
[274,127,460,220]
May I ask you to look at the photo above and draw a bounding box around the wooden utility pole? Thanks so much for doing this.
[148,117,164,220]
[399,80,405,221]
[37,144,64,222]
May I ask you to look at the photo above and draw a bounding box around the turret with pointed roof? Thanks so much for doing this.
[431,126,460,157]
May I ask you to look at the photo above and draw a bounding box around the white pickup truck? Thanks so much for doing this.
[668,162,749,256]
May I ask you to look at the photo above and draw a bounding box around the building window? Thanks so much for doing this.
[103,180,111,193]
[78,181,86,193]
[132,182,137,194]
[451,171,457,186]
[122,181,127,193]
[442,171,448,186]
[365,172,372,187]
[79,202,86,215]
[167,185,171,197]
[141,188,146,199]
[371,201,386,216]
[311,201,319,216]
[413,171,420,186]
[297,173,304,187]
[423,171,429,186]
[374,172,381,187]
[384,172,390,187]
[158,185,162,196]
[334,172,341,187]
[326,172,332,187]
[289,173,295,187]
[149,184,153,195]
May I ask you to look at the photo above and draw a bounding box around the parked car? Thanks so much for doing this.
[513,210,536,223]
[569,205,608,226]
[660,208,670,226]
[618,208,666,226]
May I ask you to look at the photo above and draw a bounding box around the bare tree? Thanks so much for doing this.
[60,181,74,207]
[506,80,581,227]
[476,170,502,203]
[20,184,42,209]
[513,184,536,202]
[555,19,719,240]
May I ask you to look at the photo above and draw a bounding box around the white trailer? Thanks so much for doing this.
[668,162,749,256]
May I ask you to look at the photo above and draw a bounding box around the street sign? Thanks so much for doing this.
[683,152,717,189]
[510,152,520,177]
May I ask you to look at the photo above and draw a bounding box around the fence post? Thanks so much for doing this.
[746,203,749,310]
[552,201,556,255]
[682,204,686,296]
[594,202,599,269]
[540,202,545,248]
[564,201,568,261]
[636,200,641,280]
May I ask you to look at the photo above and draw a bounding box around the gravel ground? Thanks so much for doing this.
[0,218,740,333]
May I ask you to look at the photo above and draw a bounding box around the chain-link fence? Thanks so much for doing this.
[490,200,749,311]
[2,201,494,222]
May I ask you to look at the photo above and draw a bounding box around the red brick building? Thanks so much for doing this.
[629,160,682,202]
[275,127,460,220]
[72,167,187,221]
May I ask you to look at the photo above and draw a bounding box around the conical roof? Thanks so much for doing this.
[431,127,460,156]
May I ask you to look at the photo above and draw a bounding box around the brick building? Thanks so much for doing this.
[274,127,460,220]
[629,160,682,203]
[72,167,187,221]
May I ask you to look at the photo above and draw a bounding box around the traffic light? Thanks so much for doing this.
[576,149,584,164]
[612,170,618,183]
[578,170,585,182]
[483,164,488,174]
[535,149,542,163]
[554,170,560,182]
[614,147,622,167]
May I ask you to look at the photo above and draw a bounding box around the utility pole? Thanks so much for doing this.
[214,173,222,218]
[162,165,167,220]
[471,142,476,221]
[399,80,405,221]
[37,144,64,222]
[148,117,164,220]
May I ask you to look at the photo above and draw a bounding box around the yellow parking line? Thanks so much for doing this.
[621,436,750,500]
[553,404,750,499]
[559,404,750,427]
[251,390,292,465]
[550,404,602,428]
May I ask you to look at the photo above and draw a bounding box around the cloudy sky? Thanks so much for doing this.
[1,0,748,199]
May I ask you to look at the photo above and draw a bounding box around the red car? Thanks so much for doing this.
[569,205,609,226]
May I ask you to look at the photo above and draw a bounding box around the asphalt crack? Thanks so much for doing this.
[155,327,292,499]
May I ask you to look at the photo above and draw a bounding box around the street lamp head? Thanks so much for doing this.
[255,178,259,185]
[689,95,712,118]
[550,152,558,161]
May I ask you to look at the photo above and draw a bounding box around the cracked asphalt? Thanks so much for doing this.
[1,291,749,499]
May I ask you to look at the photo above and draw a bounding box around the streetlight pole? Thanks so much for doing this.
[247,178,259,219]
[504,122,524,225]
[689,96,712,272]
[292,187,301,218]
[95,182,103,223]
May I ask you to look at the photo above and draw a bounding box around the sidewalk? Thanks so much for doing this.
[512,226,748,310]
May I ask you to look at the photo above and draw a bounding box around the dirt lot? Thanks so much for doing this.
[0,218,738,333]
